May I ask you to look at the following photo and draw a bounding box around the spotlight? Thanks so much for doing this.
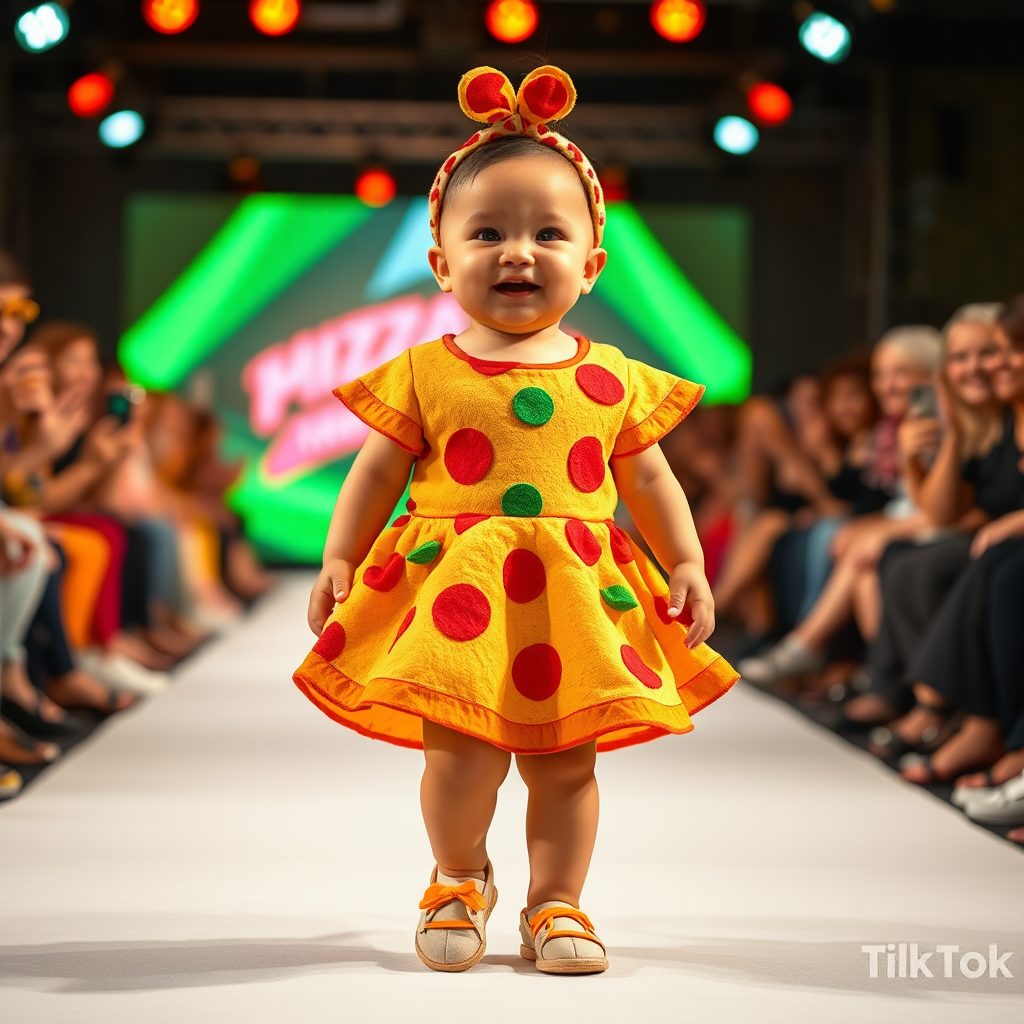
[650,0,705,43]
[99,110,145,149]
[484,0,538,45]
[142,0,199,35]
[14,2,69,53]
[355,168,396,208]
[798,11,851,64]
[714,115,759,155]
[250,0,300,36]
[746,82,792,126]
[68,72,116,118]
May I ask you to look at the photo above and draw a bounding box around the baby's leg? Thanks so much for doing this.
[516,741,598,908]
[421,719,511,878]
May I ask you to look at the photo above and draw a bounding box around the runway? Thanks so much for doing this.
[2,573,1022,1023]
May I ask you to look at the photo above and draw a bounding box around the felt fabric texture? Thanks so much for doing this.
[295,333,737,754]
[429,66,606,247]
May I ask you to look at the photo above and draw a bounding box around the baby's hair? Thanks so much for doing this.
[439,135,589,220]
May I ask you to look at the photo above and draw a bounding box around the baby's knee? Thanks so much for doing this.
[517,743,596,792]
[424,746,510,795]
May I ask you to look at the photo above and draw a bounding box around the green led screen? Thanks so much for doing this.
[121,193,751,562]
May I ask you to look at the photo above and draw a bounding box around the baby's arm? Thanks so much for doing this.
[611,443,714,649]
[307,430,417,635]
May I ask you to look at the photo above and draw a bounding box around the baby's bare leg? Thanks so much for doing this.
[516,742,598,908]
[421,719,511,879]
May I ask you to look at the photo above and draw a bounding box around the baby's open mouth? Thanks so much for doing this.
[493,280,540,296]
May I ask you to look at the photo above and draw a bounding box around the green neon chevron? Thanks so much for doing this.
[119,194,374,389]
[598,202,751,403]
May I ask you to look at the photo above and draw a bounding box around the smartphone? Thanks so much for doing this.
[908,383,938,419]
[106,390,132,425]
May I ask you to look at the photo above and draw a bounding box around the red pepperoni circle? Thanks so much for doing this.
[389,606,416,652]
[521,76,568,120]
[609,525,635,564]
[432,584,491,641]
[406,498,417,511]
[313,621,346,661]
[502,549,546,603]
[444,428,493,484]
[575,363,625,405]
[363,552,404,591]
[565,518,601,566]
[465,72,511,115]
[512,643,562,701]
[621,644,662,689]
[567,436,606,492]
[454,513,490,534]
[391,514,411,528]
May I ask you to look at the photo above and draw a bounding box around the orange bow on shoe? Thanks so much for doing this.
[419,880,487,914]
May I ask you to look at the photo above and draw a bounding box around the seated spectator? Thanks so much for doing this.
[737,325,943,685]
[879,295,1024,784]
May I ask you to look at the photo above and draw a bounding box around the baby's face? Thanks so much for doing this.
[430,154,606,334]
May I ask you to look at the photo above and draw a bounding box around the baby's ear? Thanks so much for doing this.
[427,245,452,293]
[580,247,608,295]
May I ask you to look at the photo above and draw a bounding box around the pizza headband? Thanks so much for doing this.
[428,65,606,247]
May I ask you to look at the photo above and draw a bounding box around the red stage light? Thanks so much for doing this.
[67,72,116,118]
[355,168,396,208]
[250,0,301,36]
[485,0,538,44]
[747,81,793,126]
[650,0,705,43]
[142,0,199,35]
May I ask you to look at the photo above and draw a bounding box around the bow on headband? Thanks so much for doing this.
[428,65,606,247]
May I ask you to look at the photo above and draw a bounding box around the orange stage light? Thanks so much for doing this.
[747,82,793,126]
[355,168,396,208]
[485,0,538,45]
[68,72,116,118]
[250,0,301,36]
[142,0,199,35]
[650,0,705,43]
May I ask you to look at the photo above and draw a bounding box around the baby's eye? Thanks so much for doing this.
[475,228,501,242]
[536,228,563,242]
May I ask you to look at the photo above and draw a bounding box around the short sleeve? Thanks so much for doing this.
[333,348,425,456]
[611,358,704,458]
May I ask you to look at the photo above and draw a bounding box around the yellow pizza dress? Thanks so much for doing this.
[293,333,739,753]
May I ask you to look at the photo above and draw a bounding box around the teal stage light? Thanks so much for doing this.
[714,116,759,155]
[99,110,145,148]
[799,11,851,64]
[14,2,69,52]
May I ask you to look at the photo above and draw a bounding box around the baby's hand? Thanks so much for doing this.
[308,558,356,636]
[666,562,715,649]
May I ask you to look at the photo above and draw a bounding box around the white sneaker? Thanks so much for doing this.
[737,635,825,686]
[966,771,1024,826]
[76,649,171,696]
[952,782,1001,809]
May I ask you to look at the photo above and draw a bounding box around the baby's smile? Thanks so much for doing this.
[493,276,540,298]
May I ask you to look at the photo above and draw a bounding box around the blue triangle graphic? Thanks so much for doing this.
[364,197,436,302]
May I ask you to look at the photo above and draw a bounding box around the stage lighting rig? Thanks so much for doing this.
[714,116,758,156]
[485,0,538,45]
[14,2,68,53]
[99,110,145,149]
[142,0,199,35]
[746,82,792,127]
[650,0,705,43]
[355,168,397,208]
[250,0,301,36]
[68,72,116,118]
[798,9,851,64]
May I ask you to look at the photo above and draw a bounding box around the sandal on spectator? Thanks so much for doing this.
[867,703,959,761]
[519,902,608,975]
[414,862,497,972]
[0,764,23,800]
[0,692,84,739]
[737,635,825,688]
[0,721,60,765]
[46,671,136,716]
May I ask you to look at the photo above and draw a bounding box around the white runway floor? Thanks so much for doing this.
[2,573,1023,1023]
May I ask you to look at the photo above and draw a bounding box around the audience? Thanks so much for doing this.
[0,251,272,802]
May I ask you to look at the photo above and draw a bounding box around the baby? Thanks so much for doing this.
[296,66,737,975]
